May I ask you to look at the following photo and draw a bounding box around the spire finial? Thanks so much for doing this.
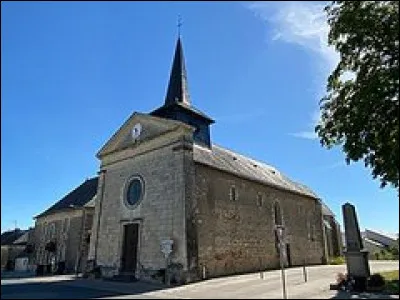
[164,27,191,106]
[177,15,183,37]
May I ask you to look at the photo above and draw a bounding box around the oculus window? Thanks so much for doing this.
[125,176,144,208]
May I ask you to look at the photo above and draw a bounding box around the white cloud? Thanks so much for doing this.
[326,160,345,169]
[289,131,318,140]
[247,1,343,140]
[247,1,339,72]
[289,109,321,140]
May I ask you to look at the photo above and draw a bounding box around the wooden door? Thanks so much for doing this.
[121,223,139,273]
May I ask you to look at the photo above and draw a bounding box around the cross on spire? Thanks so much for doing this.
[177,15,183,36]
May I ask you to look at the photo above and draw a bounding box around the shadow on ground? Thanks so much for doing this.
[1,278,169,299]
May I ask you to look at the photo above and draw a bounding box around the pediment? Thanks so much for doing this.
[97,112,192,158]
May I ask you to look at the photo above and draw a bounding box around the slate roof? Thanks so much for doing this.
[164,37,191,107]
[151,101,214,123]
[1,229,27,246]
[193,144,319,199]
[150,37,214,124]
[13,230,31,245]
[35,177,99,219]
[321,202,335,216]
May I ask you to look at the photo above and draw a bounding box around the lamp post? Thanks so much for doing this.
[275,225,287,299]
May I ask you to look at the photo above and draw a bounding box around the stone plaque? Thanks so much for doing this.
[345,250,370,277]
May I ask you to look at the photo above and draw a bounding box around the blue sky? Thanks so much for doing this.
[1,1,398,235]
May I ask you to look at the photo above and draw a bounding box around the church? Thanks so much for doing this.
[85,36,341,284]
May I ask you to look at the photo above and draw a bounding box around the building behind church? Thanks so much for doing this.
[32,177,97,274]
[1,228,34,271]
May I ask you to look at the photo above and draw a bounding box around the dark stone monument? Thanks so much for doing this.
[342,202,370,292]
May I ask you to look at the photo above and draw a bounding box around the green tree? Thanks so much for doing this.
[316,1,399,189]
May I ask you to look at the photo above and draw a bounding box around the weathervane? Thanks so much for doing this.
[177,15,183,36]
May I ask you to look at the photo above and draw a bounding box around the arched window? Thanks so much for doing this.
[274,202,282,226]
[256,193,263,207]
[50,223,56,238]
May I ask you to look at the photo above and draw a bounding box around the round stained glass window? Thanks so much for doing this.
[126,177,144,207]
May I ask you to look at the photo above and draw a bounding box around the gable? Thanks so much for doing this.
[97,112,193,158]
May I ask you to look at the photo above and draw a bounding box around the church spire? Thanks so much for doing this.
[164,37,191,106]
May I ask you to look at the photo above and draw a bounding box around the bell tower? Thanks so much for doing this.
[150,36,214,148]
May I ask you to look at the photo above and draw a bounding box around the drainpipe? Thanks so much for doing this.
[94,169,107,266]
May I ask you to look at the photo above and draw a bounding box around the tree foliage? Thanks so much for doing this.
[316,1,399,189]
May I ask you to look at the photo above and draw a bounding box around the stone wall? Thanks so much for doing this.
[324,215,343,258]
[78,208,94,273]
[192,163,325,279]
[1,245,25,270]
[90,128,192,279]
[33,209,87,273]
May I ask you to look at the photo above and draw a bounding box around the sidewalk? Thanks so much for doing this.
[2,261,398,299]
[1,270,36,279]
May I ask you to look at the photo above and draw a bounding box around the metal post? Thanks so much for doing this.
[280,245,287,299]
[165,256,169,285]
[259,257,264,279]
[303,259,307,282]
[276,225,287,299]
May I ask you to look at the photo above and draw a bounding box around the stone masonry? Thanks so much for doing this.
[190,163,325,279]
[34,208,94,273]
[88,114,195,280]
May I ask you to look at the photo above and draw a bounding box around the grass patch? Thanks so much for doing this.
[379,270,399,294]
[329,256,345,265]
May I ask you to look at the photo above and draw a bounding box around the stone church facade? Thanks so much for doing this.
[87,37,336,284]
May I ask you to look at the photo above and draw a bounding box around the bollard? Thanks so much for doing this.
[303,260,308,282]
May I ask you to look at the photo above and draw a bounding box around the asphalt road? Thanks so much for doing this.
[1,261,399,299]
